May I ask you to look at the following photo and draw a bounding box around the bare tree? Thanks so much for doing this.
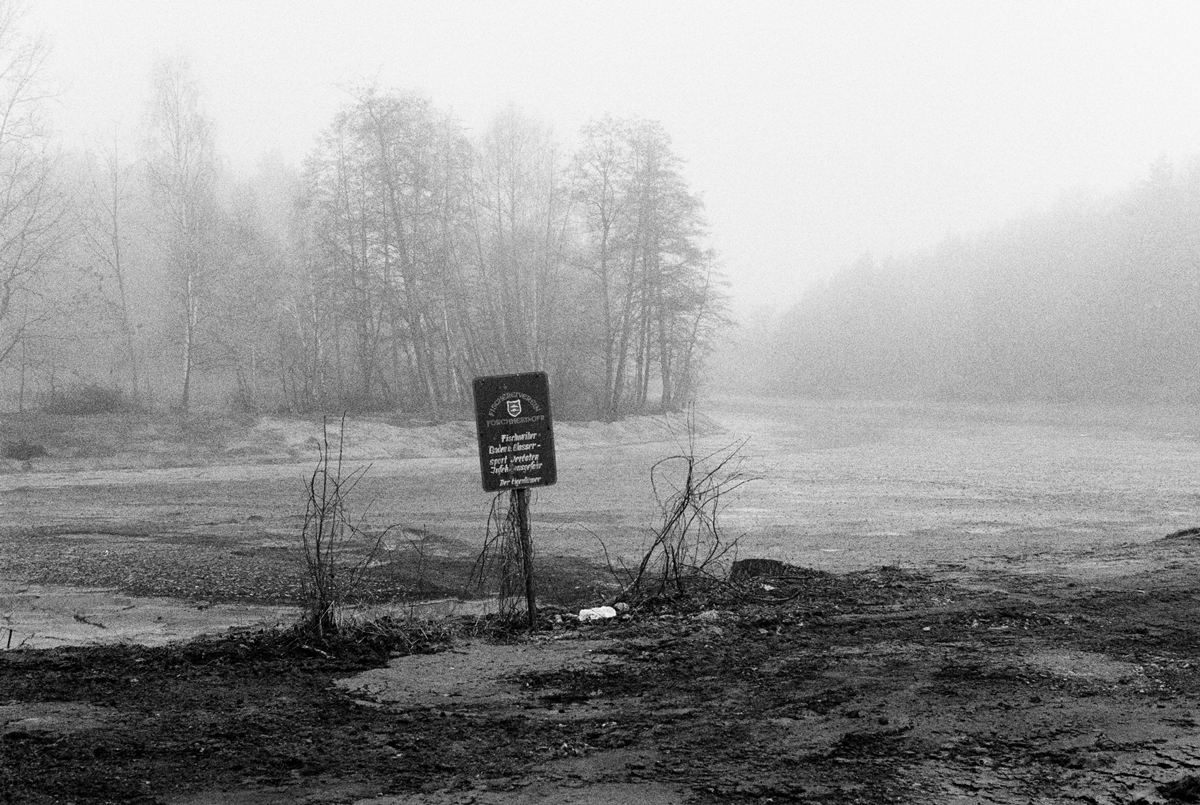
[300,86,471,412]
[0,1,64,371]
[469,105,572,374]
[292,93,723,418]
[76,138,141,401]
[572,115,633,417]
[143,56,219,412]
[573,116,724,416]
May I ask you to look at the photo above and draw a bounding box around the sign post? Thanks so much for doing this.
[513,486,534,628]
[472,372,557,627]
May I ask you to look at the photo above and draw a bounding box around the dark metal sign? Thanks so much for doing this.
[472,372,557,493]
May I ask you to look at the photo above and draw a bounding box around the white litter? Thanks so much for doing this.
[578,606,618,622]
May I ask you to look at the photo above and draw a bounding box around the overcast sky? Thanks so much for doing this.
[25,0,1200,316]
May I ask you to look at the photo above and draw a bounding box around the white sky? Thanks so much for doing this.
[25,0,1200,316]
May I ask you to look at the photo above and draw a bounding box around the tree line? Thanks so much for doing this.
[0,11,726,419]
[759,157,1200,403]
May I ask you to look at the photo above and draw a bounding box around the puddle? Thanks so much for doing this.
[0,579,506,650]
[338,636,618,709]
[0,582,296,649]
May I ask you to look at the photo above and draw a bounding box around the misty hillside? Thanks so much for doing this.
[738,159,1200,403]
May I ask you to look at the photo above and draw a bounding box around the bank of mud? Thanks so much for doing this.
[7,537,1200,804]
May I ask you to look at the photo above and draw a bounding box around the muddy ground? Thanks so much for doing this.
[5,405,1200,804]
[7,535,1200,804]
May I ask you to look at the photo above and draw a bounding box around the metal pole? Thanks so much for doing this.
[514,487,536,629]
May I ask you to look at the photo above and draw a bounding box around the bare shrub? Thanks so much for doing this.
[620,413,755,606]
[299,416,395,636]
[470,491,535,625]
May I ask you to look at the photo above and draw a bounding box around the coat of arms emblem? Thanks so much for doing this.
[506,399,523,417]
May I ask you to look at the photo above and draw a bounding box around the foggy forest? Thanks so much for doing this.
[0,9,726,420]
[5,0,1200,420]
[737,156,1200,403]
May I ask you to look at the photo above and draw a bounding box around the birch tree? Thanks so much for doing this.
[143,56,219,412]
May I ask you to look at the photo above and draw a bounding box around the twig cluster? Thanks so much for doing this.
[299,415,394,636]
[470,492,533,622]
[620,413,755,605]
